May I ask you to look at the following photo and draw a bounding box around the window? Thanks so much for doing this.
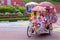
[1,0,4,5]
[7,0,11,5]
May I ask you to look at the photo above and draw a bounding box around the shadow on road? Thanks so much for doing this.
[26,32,60,40]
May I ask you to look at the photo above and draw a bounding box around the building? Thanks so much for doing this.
[0,0,24,6]
[55,4,60,13]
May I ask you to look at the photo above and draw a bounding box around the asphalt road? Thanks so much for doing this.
[0,14,60,40]
[0,31,59,40]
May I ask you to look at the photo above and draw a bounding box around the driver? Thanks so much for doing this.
[36,9,47,32]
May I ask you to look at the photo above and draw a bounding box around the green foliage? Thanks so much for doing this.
[0,5,16,13]
[0,6,4,13]
[15,5,26,13]
[17,12,23,16]
[52,0,60,2]
[0,5,26,13]
[21,0,32,3]
[0,16,29,21]
[32,0,41,3]
[5,12,10,15]
[4,5,17,13]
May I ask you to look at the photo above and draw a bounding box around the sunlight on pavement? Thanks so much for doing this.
[18,21,29,27]
[53,28,60,32]
[23,21,29,27]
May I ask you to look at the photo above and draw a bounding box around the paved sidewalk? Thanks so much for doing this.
[0,21,29,27]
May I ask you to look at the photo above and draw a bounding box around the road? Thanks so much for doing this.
[0,14,60,40]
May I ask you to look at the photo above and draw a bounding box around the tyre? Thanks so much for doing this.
[27,26,32,38]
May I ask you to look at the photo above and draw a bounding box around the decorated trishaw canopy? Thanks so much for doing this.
[39,1,56,13]
[32,6,46,11]
[25,2,38,6]
[39,1,55,7]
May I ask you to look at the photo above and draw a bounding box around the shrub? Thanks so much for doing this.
[4,5,17,13]
[52,0,60,2]
[5,12,10,15]
[0,6,4,13]
[0,5,16,13]
[19,7,26,13]
[15,5,26,13]
[0,5,26,13]
[17,12,23,16]
[21,0,32,3]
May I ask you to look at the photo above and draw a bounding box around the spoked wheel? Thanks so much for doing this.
[27,26,33,38]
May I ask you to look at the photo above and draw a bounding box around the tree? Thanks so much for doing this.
[21,0,32,3]
[32,0,46,3]
[52,0,60,2]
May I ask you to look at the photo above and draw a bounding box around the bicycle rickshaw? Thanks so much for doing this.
[27,2,58,38]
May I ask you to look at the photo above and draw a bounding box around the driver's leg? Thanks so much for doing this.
[36,23,45,32]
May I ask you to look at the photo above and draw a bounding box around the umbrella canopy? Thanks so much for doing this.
[39,1,54,7]
[32,6,46,11]
[25,2,38,6]
[39,1,56,13]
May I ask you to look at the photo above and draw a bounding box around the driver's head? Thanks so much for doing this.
[42,10,47,16]
[46,9,50,13]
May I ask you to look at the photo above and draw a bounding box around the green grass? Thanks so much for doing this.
[0,17,29,21]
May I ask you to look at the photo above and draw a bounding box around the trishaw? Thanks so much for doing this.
[27,2,58,38]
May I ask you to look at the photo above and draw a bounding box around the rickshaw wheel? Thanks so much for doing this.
[27,26,33,38]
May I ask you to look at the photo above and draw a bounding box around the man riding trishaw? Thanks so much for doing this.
[27,2,58,38]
